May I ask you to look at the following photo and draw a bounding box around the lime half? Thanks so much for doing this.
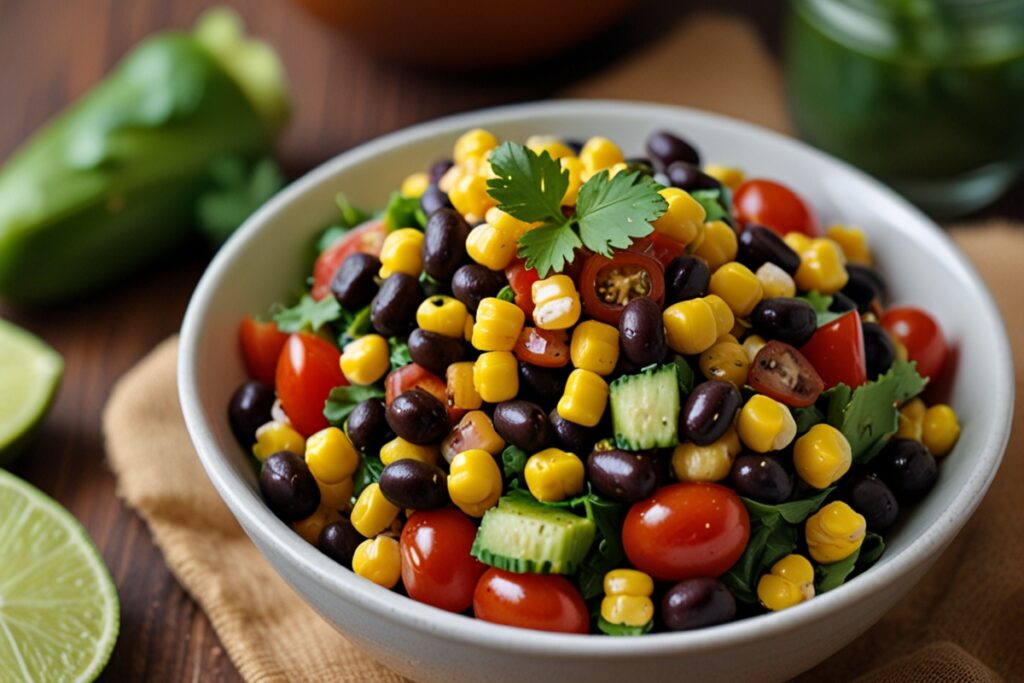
[0,469,119,682]
[0,319,63,466]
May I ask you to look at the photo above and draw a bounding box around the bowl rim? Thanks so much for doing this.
[179,99,1014,657]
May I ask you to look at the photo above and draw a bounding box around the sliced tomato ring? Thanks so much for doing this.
[513,327,570,368]
[580,251,665,326]
[630,232,688,268]
[749,340,825,408]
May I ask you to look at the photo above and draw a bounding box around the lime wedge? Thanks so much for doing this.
[0,319,63,466]
[0,469,119,682]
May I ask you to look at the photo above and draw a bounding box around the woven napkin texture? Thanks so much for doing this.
[103,13,1023,683]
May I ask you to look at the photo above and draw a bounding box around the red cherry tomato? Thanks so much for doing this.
[239,316,289,386]
[630,232,688,268]
[275,334,347,436]
[401,508,487,613]
[623,482,750,582]
[505,259,540,317]
[881,307,949,381]
[513,328,570,368]
[385,363,462,423]
[748,340,825,408]
[579,251,665,325]
[473,568,589,634]
[799,311,867,389]
[310,219,387,300]
[734,179,820,237]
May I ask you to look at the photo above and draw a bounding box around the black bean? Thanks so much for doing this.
[428,158,454,183]
[318,519,362,567]
[519,362,568,408]
[452,264,506,312]
[872,438,938,500]
[729,453,793,504]
[619,297,667,366]
[420,183,453,216]
[385,388,450,445]
[379,459,448,510]
[863,322,896,380]
[665,255,710,303]
[549,408,601,455]
[843,265,887,312]
[737,225,800,275]
[422,208,470,283]
[408,329,465,377]
[228,380,274,447]
[587,449,658,503]
[681,381,742,446]
[750,297,818,347]
[371,273,423,336]
[646,130,701,169]
[662,578,736,631]
[346,398,393,452]
[565,139,584,155]
[259,451,321,522]
[830,292,858,313]
[493,400,551,452]
[330,252,381,310]
[842,474,899,531]
[665,161,721,192]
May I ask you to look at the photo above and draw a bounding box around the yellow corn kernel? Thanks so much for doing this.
[340,334,391,385]
[378,228,424,278]
[699,341,750,387]
[826,225,872,266]
[526,135,575,160]
[703,164,745,191]
[742,334,767,363]
[793,424,852,489]
[416,295,469,338]
[570,320,620,375]
[693,220,738,272]
[379,436,441,467]
[671,429,741,482]
[454,128,498,164]
[472,298,526,351]
[557,368,609,427]
[485,206,540,240]
[446,361,483,410]
[606,162,629,178]
[465,221,517,271]
[253,421,306,462]
[580,136,625,176]
[291,506,342,545]
[473,351,519,403]
[663,298,719,355]
[352,535,402,588]
[653,187,706,246]
[709,262,764,318]
[783,232,813,254]
[441,410,506,462]
[806,501,866,564]
[604,569,655,597]
[922,404,960,457]
[317,477,354,512]
[793,238,849,295]
[524,448,585,502]
[896,397,926,441]
[738,395,797,453]
[464,312,474,342]
[449,172,495,220]
[757,554,815,611]
[756,262,797,299]
[305,427,360,484]
[560,156,585,206]
[730,319,750,342]
[703,294,736,338]
[601,595,655,628]
[400,171,429,199]
[448,448,502,517]
[350,483,400,538]
[532,275,582,330]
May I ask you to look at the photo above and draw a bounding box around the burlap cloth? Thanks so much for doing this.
[103,13,1023,683]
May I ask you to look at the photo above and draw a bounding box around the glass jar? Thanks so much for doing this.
[785,0,1024,217]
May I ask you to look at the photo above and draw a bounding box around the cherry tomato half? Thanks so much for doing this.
[630,232,688,268]
[623,482,749,582]
[239,316,289,386]
[473,568,589,634]
[799,311,867,389]
[505,259,540,317]
[311,219,387,300]
[748,340,825,408]
[580,251,665,326]
[401,508,487,613]
[881,307,949,381]
[385,363,462,423]
[734,179,820,237]
[514,327,570,368]
[275,333,347,436]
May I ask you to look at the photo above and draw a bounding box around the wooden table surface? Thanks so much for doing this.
[1,1,1021,681]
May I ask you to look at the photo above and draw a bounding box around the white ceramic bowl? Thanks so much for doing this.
[179,101,1014,683]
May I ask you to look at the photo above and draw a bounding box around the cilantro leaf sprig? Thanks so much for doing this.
[486,142,668,277]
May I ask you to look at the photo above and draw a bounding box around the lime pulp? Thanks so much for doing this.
[0,319,63,466]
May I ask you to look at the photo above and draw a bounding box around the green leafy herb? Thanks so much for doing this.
[500,445,529,481]
[598,615,652,637]
[382,191,426,231]
[793,405,826,436]
[486,142,569,224]
[197,156,285,244]
[744,487,835,525]
[670,355,696,395]
[337,305,373,347]
[316,225,348,254]
[815,547,861,593]
[323,384,386,426]
[515,220,583,276]
[575,170,668,256]
[388,337,412,368]
[857,532,886,569]
[496,285,516,302]
[353,456,385,498]
[273,294,342,333]
[798,291,845,327]
[690,188,730,223]
[335,192,370,229]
